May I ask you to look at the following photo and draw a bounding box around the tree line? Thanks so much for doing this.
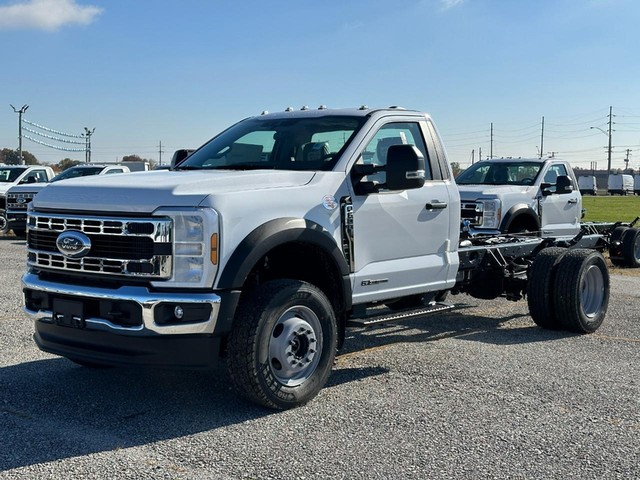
[0,148,154,171]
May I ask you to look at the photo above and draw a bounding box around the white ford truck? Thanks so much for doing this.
[6,163,131,237]
[22,107,619,409]
[455,157,582,237]
[0,164,55,235]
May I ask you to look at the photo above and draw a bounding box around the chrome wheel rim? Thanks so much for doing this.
[268,305,322,386]
[581,264,605,318]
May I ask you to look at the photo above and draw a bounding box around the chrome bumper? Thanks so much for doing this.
[22,272,221,336]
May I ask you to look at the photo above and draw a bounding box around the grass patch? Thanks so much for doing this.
[581,195,640,223]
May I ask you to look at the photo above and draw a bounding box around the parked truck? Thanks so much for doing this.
[22,106,622,409]
[0,164,55,234]
[455,157,582,236]
[608,173,633,195]
[5,163,131,236]
[578,175,598,195]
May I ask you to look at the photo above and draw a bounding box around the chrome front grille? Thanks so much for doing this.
[7,192,35,210]
[27,212,173,278]
[461,201,482,225]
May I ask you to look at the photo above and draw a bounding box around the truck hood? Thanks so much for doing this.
[5,183,49,195]
[457,184,536,201]
[32,170,316,213]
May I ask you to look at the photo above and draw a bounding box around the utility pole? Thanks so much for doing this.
[479,147,482,162]
[10,104,29,165]
[624,149,632,172]
[471,149,475,165]
[607,106,614,173]
[158,140,165,165]
[83,127,95,163]
[490,123,494,159]
[540,116,545,159]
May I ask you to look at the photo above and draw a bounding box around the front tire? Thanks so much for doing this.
[0,210,8,234]
[227,279,337,409]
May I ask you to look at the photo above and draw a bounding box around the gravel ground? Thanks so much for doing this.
[0,234,638,479]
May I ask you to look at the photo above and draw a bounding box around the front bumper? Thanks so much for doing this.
[6,210,26,230]
[22,272,238,368]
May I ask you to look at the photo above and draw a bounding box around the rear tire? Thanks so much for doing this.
[621,228,640,267]
[553,249,609,333]
[527,247,567,329]
[609,226,629,267]
[227,279,337,409]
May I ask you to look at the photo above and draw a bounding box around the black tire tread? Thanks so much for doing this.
[621,228,640,268]
[553,249,609,333]
[527,247,567,329]
[227,279,336,410]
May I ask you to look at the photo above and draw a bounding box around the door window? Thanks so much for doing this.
[358,122,432,186]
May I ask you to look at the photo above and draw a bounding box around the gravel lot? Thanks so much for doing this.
[1,234,638,479]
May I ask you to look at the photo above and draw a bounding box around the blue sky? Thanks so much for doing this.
[1,0,640,169]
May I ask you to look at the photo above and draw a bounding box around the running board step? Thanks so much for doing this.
[347,302,455,328]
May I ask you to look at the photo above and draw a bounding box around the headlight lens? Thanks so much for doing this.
[152,207,219,288]
[478,199,501,229]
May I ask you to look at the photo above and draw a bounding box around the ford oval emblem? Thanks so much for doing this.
[56,231,92,258]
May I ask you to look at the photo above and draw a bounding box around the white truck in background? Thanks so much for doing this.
[608,174,633,195]
[455,157,582,236]
[5,164,131,236]
[578,175,598,196]
[0,165,55,235]
[21,106,623,409]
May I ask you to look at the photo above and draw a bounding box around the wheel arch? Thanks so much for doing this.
[500,204,540,233]
[217,218,352,342]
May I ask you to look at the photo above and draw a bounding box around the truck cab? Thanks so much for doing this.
[455,157,581,237]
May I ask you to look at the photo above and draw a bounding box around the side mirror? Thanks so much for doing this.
[386,145,426,191]
[540,182,553,196]
[555,175,574,194]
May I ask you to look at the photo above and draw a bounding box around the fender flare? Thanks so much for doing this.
[217,217,351,293]
[500,204,540,233]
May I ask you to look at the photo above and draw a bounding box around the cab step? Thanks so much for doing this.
[347,302,456,328]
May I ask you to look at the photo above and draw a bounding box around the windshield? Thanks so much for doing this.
[0,167,27,183]
[456,161,543,186]
[179,115,366,171]
[52,166,103,182]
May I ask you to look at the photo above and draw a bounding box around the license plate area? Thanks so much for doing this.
[53,298,85,328]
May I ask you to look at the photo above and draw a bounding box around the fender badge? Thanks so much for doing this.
[322,195,337,210]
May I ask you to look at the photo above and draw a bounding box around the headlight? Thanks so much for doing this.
[152,207,219,288]
[478,199,501,229]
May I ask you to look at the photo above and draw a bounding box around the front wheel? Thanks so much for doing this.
[0,210,8,234]
[227,279,337,409]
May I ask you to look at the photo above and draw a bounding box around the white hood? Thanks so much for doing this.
[457,184,536,201]
[33,170,316,213]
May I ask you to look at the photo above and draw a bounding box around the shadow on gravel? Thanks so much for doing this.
[0,235,25,245]
[340,307,576,356]
[0,357,386,471]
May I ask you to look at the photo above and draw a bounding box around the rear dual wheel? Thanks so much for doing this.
[609,227,640,268]
[528,248,609,333]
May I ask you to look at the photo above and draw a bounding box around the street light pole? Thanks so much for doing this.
[10,104,29,165]
[83,127,95,163]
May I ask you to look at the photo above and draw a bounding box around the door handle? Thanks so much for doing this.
[567,199,578,204]
[425,201,448,210]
